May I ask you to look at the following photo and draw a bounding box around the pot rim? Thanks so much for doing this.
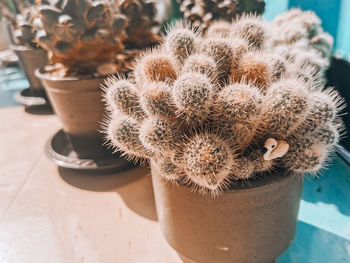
[151,161,299,194]
[34,68,106,82]
[10,45,43,52]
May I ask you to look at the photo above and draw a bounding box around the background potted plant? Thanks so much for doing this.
[34,0,168,166]
[177,0,265,30]
[0,0,49,107]
[103,10,344,263]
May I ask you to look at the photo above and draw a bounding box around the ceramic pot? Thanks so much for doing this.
[0,19,13,49]
[35,69,105,158]
[151,162,303,263]
[0,25,8,50]
[11,46,48,94]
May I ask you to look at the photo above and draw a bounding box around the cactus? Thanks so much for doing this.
[35,0,164,76]
[271,8,333,62]
[139,117,179,153]
[164,23,199,63]
[134,51,178,85]
[139,82,176,121]
[233,51,272,88]
[177,0,265,31]
[231,14,268,50]
[106,115,149,160]
[181,133,234,196]
[182,54,218,80]
[103,15,345,197]
[200,37,238,84]
[104,76,142,119]
[172,72,215,124]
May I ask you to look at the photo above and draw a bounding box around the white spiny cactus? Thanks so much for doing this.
[103,13,344,197]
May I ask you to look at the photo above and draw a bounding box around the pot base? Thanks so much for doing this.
[14,87,50,108]
[46,129,135,171]
[179,253,276,263]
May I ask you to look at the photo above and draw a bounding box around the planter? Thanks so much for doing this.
[35,69,106,158]
[11,46,48,93]
[0,24,8,51]
[0,19,13,49]
[151,162,303,263]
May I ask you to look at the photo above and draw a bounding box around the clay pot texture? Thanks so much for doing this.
[151,162,303,263]
[12,46,48,92]
[35,70,105,157]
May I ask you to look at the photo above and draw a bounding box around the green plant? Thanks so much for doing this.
[35,0,163,76]
[104,15,344,197]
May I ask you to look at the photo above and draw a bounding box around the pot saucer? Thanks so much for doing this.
[14,87,50,107]
[45,129,135,171]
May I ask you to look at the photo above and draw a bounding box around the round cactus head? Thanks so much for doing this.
[206,21,233,38]
[104,77,142,118]
[139,82,175,121]
[182,53,218,81]
[231,14,268,50]
[200,37,236,84]
[134,51,178,85]
[139,117,179,153]
[172,72,215,124]
[233,52,272,88]
[107,115,148,160]
[182,133,234,196]
[164,23,199,63]
[215,82,262,122]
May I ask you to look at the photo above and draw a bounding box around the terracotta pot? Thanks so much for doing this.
[35,69,105,158]
[11,46,48,93]
[0,19,13,49]
[151,162,303,263]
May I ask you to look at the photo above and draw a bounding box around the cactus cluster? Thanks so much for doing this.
[35,0,163,76]
[104,14,344,197]
[271,9,333,80]
[177,0,265,31]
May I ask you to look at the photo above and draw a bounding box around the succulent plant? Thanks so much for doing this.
[177,0,265,31]
[35,0,164,76]
[10,8,38,47]
[271,8,333,81]
[0,0,42,48]
[104,15,345,197]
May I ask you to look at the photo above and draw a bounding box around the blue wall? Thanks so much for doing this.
[264,0,350,57]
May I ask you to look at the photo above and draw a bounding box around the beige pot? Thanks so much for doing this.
[12,46,48,93]
[151,162,303,263]
[35,69,105,157]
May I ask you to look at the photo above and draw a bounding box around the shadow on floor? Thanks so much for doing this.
[278,220,350,263]
[58,165,158,222]
[24,105,53,115]
[301,156,350,216]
